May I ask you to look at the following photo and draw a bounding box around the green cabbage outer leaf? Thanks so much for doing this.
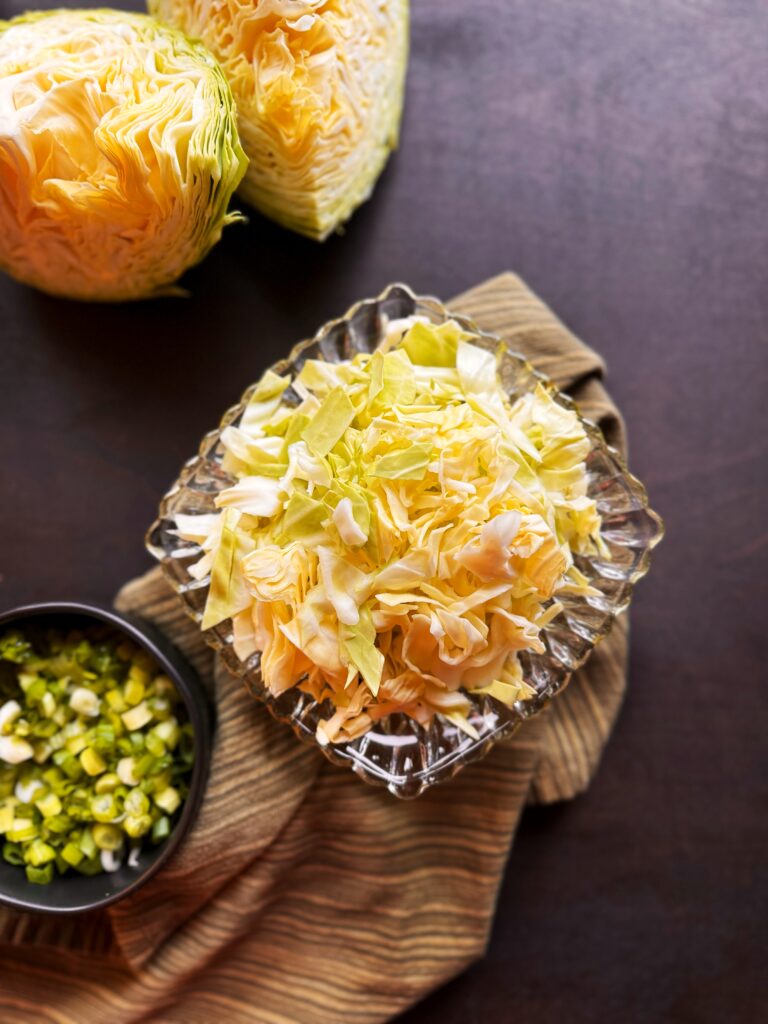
[177,318,607,744]
[148,0,409,241]
[0,8,246,300]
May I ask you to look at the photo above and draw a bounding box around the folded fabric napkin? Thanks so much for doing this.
[0,273,629,1023]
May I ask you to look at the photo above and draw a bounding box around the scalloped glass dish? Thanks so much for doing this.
[147,284,663,797]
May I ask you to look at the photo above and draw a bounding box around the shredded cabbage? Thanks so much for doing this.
[177,318,606,743]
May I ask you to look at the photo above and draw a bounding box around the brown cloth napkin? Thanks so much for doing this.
[0,273,628,1024]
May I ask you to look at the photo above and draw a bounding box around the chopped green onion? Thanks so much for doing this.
[60,842,84,867]
[124,814,152,839]
[0,628,193,883]
[7,820,37,843]
[94,772,119,794]
[124,788,150,817]
[34,792,61,818]
[90,794,117,822]
[40,691,56,719]
[0,804,14,832]
[79,828,97,859]
[151,815,171,843]
[79,747,106,776]
[154,786,181,815]
[105,690,126,713]
[116,757,139,786]
[121,702,152,732]
[26,839,56,866]
[43,814,72,835]
[145,732,166,758]
[26,863,54,884]
[69,687,100,718]
[3,842,24,866]
[124,676,145,707]
[92,824,122,851]
[76,856,102,876]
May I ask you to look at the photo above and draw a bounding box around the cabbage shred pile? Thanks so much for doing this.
[177,318,606,744]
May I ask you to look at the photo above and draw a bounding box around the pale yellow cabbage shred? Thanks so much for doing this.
[149,0,409,240]
[0,9,246,300]
[179,318,606,744]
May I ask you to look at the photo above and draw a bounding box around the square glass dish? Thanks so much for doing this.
[147,284,663,797]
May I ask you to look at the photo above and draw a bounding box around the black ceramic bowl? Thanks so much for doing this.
[0,602,211,914]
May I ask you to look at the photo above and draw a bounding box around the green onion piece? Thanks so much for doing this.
[7,820,37,843]
[27,679,46,702]
[105,690,127,713]
[67,803,91,822]
[79,828,97,859]
[92,824,122,851]
[124,788,150,817]
[149,697,171,720]
[154,786,181,815]
[151,816,171,843]
[0,770,16,798]
[92,722,115,753]
[3,842,24,866]
[26,863,54,885]
[117,757,139,785]
[60,842,84,867]
[79,747,106,776]
[90,794,117,823]
[41,766,62,787]
[26,839,56,866]
[124,815,152,839]
[0,804,15,833]
[43,814,73,835]
[121,702,153,732]
[153,718,179,749]
[152,675,175,697]
[179,726,195,765]
[135,753,155,779]
[124,676,145,706]
[94,772,119,794]
[145,733,165,758]
[34,792,61,819]
[76,856,102,876]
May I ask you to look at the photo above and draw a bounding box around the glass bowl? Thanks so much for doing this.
[147,284,663,798]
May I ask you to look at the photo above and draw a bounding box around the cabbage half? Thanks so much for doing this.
[0,9,246,301]
[176,318,607,745]
[149,0,409,240]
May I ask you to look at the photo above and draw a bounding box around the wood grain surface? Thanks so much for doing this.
[1,1,766,1021]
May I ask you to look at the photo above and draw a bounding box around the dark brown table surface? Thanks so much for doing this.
[2,0,766,1020]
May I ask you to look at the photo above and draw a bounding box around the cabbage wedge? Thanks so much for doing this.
[149,0,409,240]
[0,9,246,301]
